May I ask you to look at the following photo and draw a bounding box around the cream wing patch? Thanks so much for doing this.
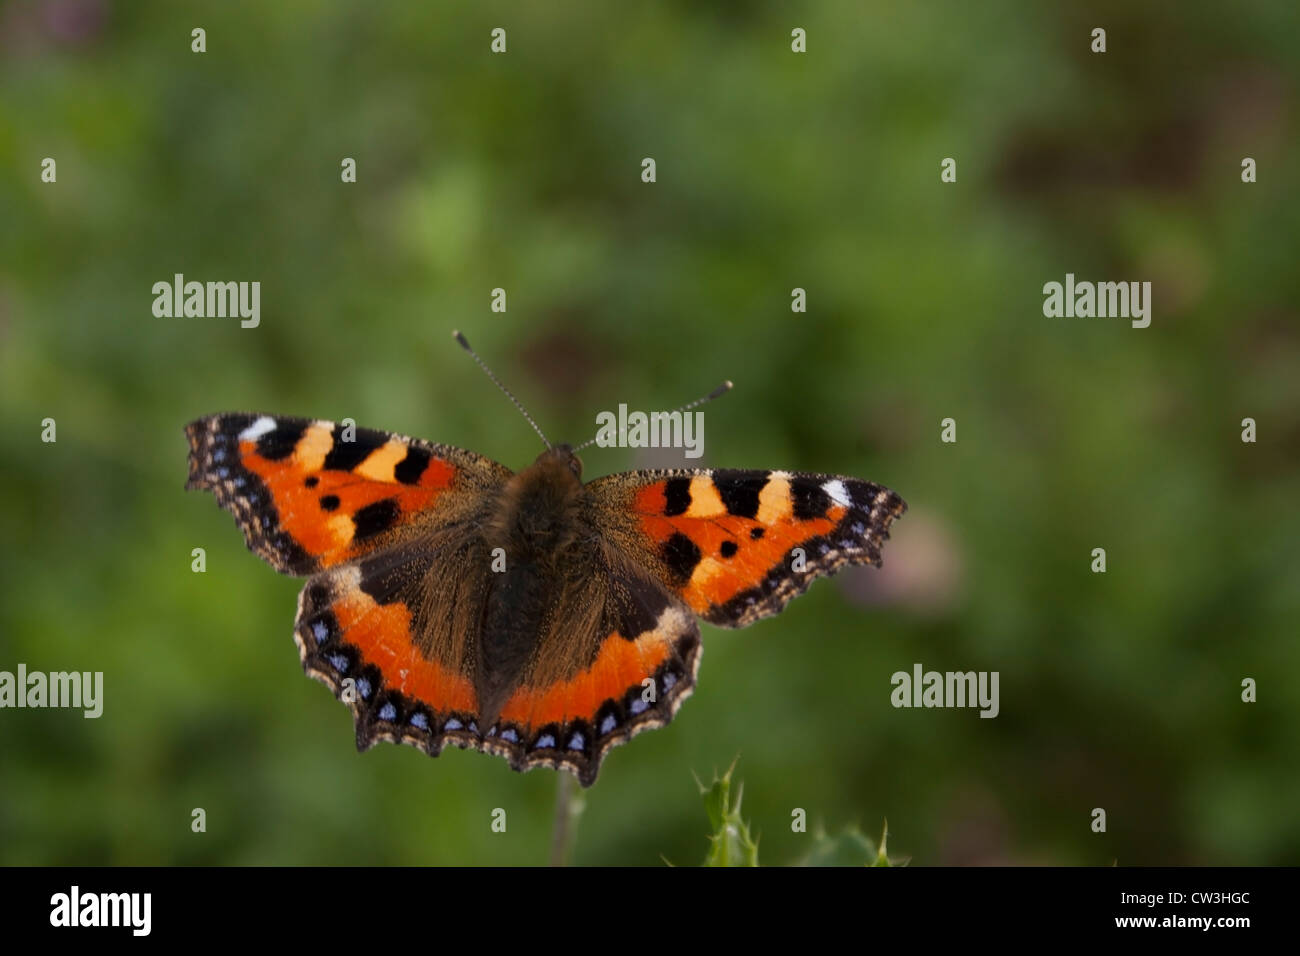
[292,421,335,471]
[684,474,727,518]
[756,471,793,525]
[355,440,410,482]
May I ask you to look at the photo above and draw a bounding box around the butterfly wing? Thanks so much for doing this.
[292,508,698,787]
[185,413,511,574]
[488,545,701,786]
[586,468,906,627]
[188,412,515,766]
[294,529,494,759]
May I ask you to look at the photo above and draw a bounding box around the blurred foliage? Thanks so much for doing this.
[2,1,1299,865]
[695,761,897,866]
[796,821,898,867]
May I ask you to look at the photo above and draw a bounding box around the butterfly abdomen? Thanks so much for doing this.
[478,450,588,725]
[479,556,549,727]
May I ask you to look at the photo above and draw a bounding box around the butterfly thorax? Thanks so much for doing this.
[485,446,584,550]
[476,446,589,727]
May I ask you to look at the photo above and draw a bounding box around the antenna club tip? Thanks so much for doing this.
[452,330,471,350]
[708,380,734,399]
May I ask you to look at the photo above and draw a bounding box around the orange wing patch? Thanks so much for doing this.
[634,494,845,613]
[327,572,476,715]
[295,565,481,755]
[237,435,452,567]
[295,561,700,787]
[616,469,905,627]
[490,600,700,786]
[185,413,506,575]
[499,627,671,728]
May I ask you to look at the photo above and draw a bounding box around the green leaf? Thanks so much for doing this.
[796,819,908,867]
[698,759,760,867]
[873,819,907,867]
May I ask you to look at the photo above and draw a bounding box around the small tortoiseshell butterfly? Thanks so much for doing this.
[185,333,906,786]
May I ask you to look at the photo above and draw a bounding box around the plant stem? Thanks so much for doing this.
[549,772,584,866]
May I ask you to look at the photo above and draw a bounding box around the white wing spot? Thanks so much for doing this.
[822,479,852,507]
[238,416,277,442]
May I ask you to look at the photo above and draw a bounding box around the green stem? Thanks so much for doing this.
[549,772,584,866]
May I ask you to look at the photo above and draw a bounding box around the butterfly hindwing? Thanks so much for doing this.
[294,529,491,758]
[294,526,698,786]
[588,468,906,627]
[491,548,701,786]
[185,413,511,574]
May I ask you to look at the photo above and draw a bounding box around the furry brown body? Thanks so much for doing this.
[479,446,588,728]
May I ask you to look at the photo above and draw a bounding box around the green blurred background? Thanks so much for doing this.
[2,0,1298,866]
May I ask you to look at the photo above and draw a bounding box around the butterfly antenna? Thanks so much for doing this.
[452,330,551,450]
[572,380,733,452]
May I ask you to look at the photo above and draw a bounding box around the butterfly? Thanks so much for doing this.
[185,333,906,786]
